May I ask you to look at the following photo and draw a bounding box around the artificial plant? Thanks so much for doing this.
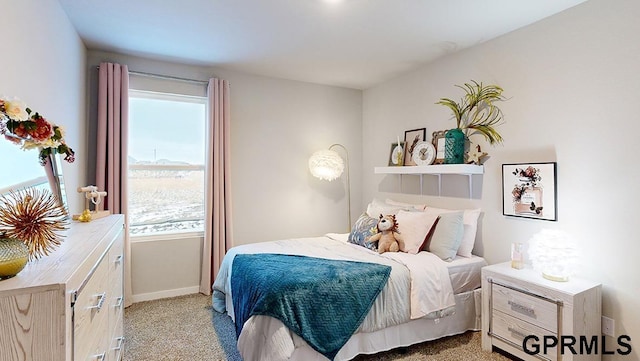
[436,80,507,145]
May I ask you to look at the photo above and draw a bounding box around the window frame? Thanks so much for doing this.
[127,89,207,240]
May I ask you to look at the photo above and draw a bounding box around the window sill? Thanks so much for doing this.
[130,230,204,243]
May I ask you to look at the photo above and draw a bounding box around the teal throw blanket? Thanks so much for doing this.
[231,254,391,360]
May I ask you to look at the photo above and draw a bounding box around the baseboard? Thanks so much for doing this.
[131,286,201,303]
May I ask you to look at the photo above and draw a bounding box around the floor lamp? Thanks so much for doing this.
[308,144,351,231]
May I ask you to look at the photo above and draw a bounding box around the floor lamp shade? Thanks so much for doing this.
[309,149,344,181]
[308,144,351,231]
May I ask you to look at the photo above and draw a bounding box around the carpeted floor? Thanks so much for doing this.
[124,293,513,361]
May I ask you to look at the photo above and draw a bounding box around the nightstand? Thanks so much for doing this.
[481,262,602,361]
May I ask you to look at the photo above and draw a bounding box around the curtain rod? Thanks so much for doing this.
[130,70,209,85]
[97,66,209,85]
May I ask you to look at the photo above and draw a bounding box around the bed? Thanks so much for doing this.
[212,231,487,361]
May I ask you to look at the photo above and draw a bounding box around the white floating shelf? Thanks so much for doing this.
[374,164,484,175]
[374,164,484,198]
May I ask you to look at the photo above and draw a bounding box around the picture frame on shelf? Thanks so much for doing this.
[388,141,405,166]
[502,162,557,221]
[403,128,426,166]
[432,130,447,164]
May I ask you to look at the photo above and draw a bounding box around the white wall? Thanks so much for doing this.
[0,0,86,211]
[363,0,639,358]
[86,51,362,298]
[130,235,202,302]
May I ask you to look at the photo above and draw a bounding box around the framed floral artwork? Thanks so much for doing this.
[502,162,557,221]
[403,128,426,166]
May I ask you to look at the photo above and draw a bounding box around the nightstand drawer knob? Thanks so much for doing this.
[507,326,527,341]
[508,300,535,317]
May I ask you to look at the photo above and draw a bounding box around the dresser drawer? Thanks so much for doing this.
[78,317,109,361]
[74,256,110,360]
[107,318,124,361]
[492,310,557,361]
[107,287,124,336]
[108,236,124,335]
[491,283,558,333]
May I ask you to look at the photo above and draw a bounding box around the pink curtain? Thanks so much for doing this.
[200,78,233,295]
[96,62,132,307]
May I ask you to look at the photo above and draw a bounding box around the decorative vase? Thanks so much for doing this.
[0,237,29,280]
[444,128,466,164]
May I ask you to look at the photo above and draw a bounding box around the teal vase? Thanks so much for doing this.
[444,128,465,164]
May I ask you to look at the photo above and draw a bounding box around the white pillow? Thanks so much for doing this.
[385,198,427,211]
[424,207,481,258]
[366,199,414,218]
[427,211,464,261]
[395,210,439,254]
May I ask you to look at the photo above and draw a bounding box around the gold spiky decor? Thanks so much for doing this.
[0,188,68,263]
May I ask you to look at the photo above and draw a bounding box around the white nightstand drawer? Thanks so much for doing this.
[491,310,557,361]
[492,283,558,333]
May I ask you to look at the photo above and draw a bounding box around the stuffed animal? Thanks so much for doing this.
[367,214,404,254]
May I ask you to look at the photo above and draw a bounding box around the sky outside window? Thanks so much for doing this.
[129,94,206,165]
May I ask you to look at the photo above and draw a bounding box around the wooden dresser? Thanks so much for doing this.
[0,215,125,361]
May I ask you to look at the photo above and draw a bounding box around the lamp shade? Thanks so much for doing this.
[527,229,578,282]
[309,149,344,181]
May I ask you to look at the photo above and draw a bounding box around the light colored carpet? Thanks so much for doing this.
[124,293,513,361]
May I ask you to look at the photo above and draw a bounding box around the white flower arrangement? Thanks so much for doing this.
[0,96,74,165]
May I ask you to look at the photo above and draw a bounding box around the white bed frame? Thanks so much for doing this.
[235,288,482,361]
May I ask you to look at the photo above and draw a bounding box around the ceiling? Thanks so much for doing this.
[58,0,587,89]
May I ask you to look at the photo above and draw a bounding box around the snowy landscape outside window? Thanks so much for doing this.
[128,90,206,236]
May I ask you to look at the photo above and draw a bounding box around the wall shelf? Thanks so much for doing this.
[374,164,483,198]
[374,164,484,175]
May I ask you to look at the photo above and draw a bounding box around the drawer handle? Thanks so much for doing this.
[114,337,125,361]
[115,255,123,264]
[508,300,535,317]
[114,336,125,350]
[89,292,107,311]
[115,296,124,309]
[507,326,527,341]
[92,351,106,361]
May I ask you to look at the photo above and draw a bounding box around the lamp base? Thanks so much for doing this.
[542,272,569,282]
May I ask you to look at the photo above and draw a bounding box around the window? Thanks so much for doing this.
[128,90,206,236]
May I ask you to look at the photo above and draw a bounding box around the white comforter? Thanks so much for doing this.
[212,234,455,360]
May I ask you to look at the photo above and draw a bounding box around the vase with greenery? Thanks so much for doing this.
[436,80,506,164]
